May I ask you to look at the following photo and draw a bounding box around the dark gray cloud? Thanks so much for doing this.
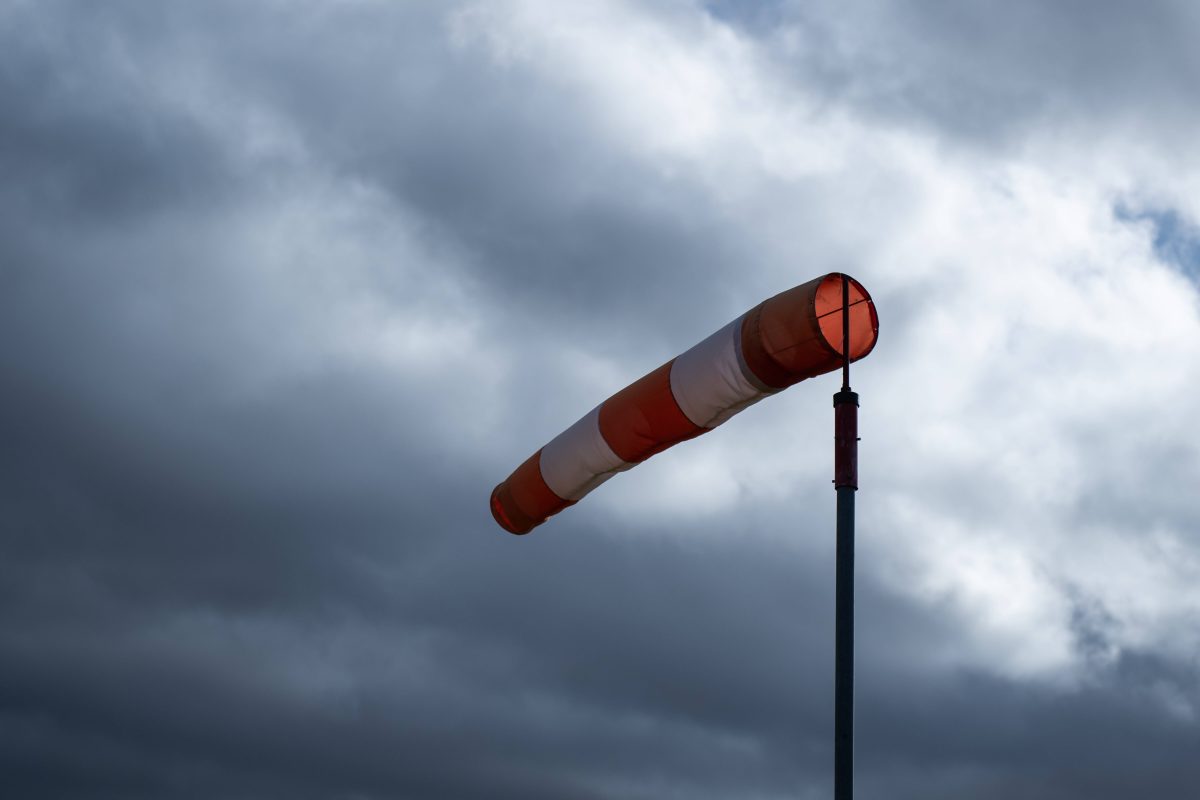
[725,0,1200,151]
[2,1,1199,798]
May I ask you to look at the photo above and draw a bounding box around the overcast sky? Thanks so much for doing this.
[3,1,1200,797]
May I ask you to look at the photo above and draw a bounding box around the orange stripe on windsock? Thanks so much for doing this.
[741,274,878,389]
[597,360,704,463]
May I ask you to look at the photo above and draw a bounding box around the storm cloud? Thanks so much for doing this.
[2,1,1199,797]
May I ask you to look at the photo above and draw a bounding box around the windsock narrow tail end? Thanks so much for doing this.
[490,484,529,535]
[490,450,574,535]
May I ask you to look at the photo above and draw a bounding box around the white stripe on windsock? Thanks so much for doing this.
[669,315,771,429]
[538,405,631,502]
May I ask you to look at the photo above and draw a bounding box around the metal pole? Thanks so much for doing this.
[833,276,858,800]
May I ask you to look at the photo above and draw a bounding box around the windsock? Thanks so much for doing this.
[491,272,879,534]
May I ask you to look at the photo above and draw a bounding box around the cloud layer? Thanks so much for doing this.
[3,1,1199,797]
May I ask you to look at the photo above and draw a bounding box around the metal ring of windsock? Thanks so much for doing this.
[490,272,879,534]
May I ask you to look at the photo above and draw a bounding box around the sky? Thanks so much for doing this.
[2,1,1200,797]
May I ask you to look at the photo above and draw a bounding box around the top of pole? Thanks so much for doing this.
[841,274,851,392]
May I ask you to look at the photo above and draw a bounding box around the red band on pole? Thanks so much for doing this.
[834,392,859,490]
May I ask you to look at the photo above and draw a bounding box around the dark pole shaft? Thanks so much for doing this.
[833,275,858,800]
[834,484,855,800]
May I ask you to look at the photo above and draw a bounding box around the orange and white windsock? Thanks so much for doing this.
[490,272,879,534]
